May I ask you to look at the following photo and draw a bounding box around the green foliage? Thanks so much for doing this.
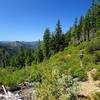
[95,3,100,31]
[43,28,51,59]
[10,47,26,68]
[87,37,100,53]
[37,41,44,63]
[92,69,100,80]
[71,68,87,81]
[54,20,65,52]
[82,54,94,68]
[65,28,71,46]
[35,74,80,100]
[25,49,33,66]
[84,9,91,41]
[0,48,10,67]
[95,92,100,99]
[77,16,84,42]
[96,30,100,37]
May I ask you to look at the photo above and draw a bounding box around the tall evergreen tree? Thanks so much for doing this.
[71,18,78,43]
[95,0,100,36]
[37,41,44,63]
[10,56,17,68]
[55,20,65,52]
[15,47,26,68]
[43,28,51,59]
[77,16,84,42]
[0,49,9,67]
[89,0,97,38]
[65,27,72,46]
[74,18,81,43]
[90,0,96,29]
[25,49,33,66]
[33,48,38,64]
[84,9,91,41]
[50,33,57,55]
[82,17,87,41]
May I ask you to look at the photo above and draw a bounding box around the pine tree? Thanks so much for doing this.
[82,17,87,41]
[33,48,38,64]
[84,9,91,41]
[55,20,65,52]
[0,48,9,68]
[65,27,72,46]
[71,18,78,43]
[89,0,97,38]
[36,41,44,63]
[77,16,84,42]
[90,0,96,29]
[0,49,5,67]
[10,56,17,67]
[95,0,100,36]
[15,47,26,68]
[25,49,33,66]
[50,33,57,55]
[43,28,51,59]
[75,18,81,43]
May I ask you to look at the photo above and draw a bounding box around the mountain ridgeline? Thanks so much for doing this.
[0,41,38,50]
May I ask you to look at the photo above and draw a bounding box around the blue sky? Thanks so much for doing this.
[0,0,91,41]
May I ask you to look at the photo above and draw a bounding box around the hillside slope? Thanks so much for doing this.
[0,36,100,99]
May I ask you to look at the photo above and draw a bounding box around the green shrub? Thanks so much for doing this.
[87,37,100,53]
[96,30,100,37]
[95,92,100,99]
[71,68,87,81]
[93,51,100,64]
[35,74,80,100]
[92,70,100,81]
[82,55,94,68]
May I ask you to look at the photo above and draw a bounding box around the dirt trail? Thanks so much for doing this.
[80,69,100,96]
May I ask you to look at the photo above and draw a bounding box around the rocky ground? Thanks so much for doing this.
[0,82,34,100]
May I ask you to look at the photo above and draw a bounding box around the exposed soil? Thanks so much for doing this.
[80,69,100,97]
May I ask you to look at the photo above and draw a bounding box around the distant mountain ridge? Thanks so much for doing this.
[0,41,38,49]
[0,41,38,54]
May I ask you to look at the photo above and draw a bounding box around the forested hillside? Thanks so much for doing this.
[0,41,38,67]
[0,0,100,99]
